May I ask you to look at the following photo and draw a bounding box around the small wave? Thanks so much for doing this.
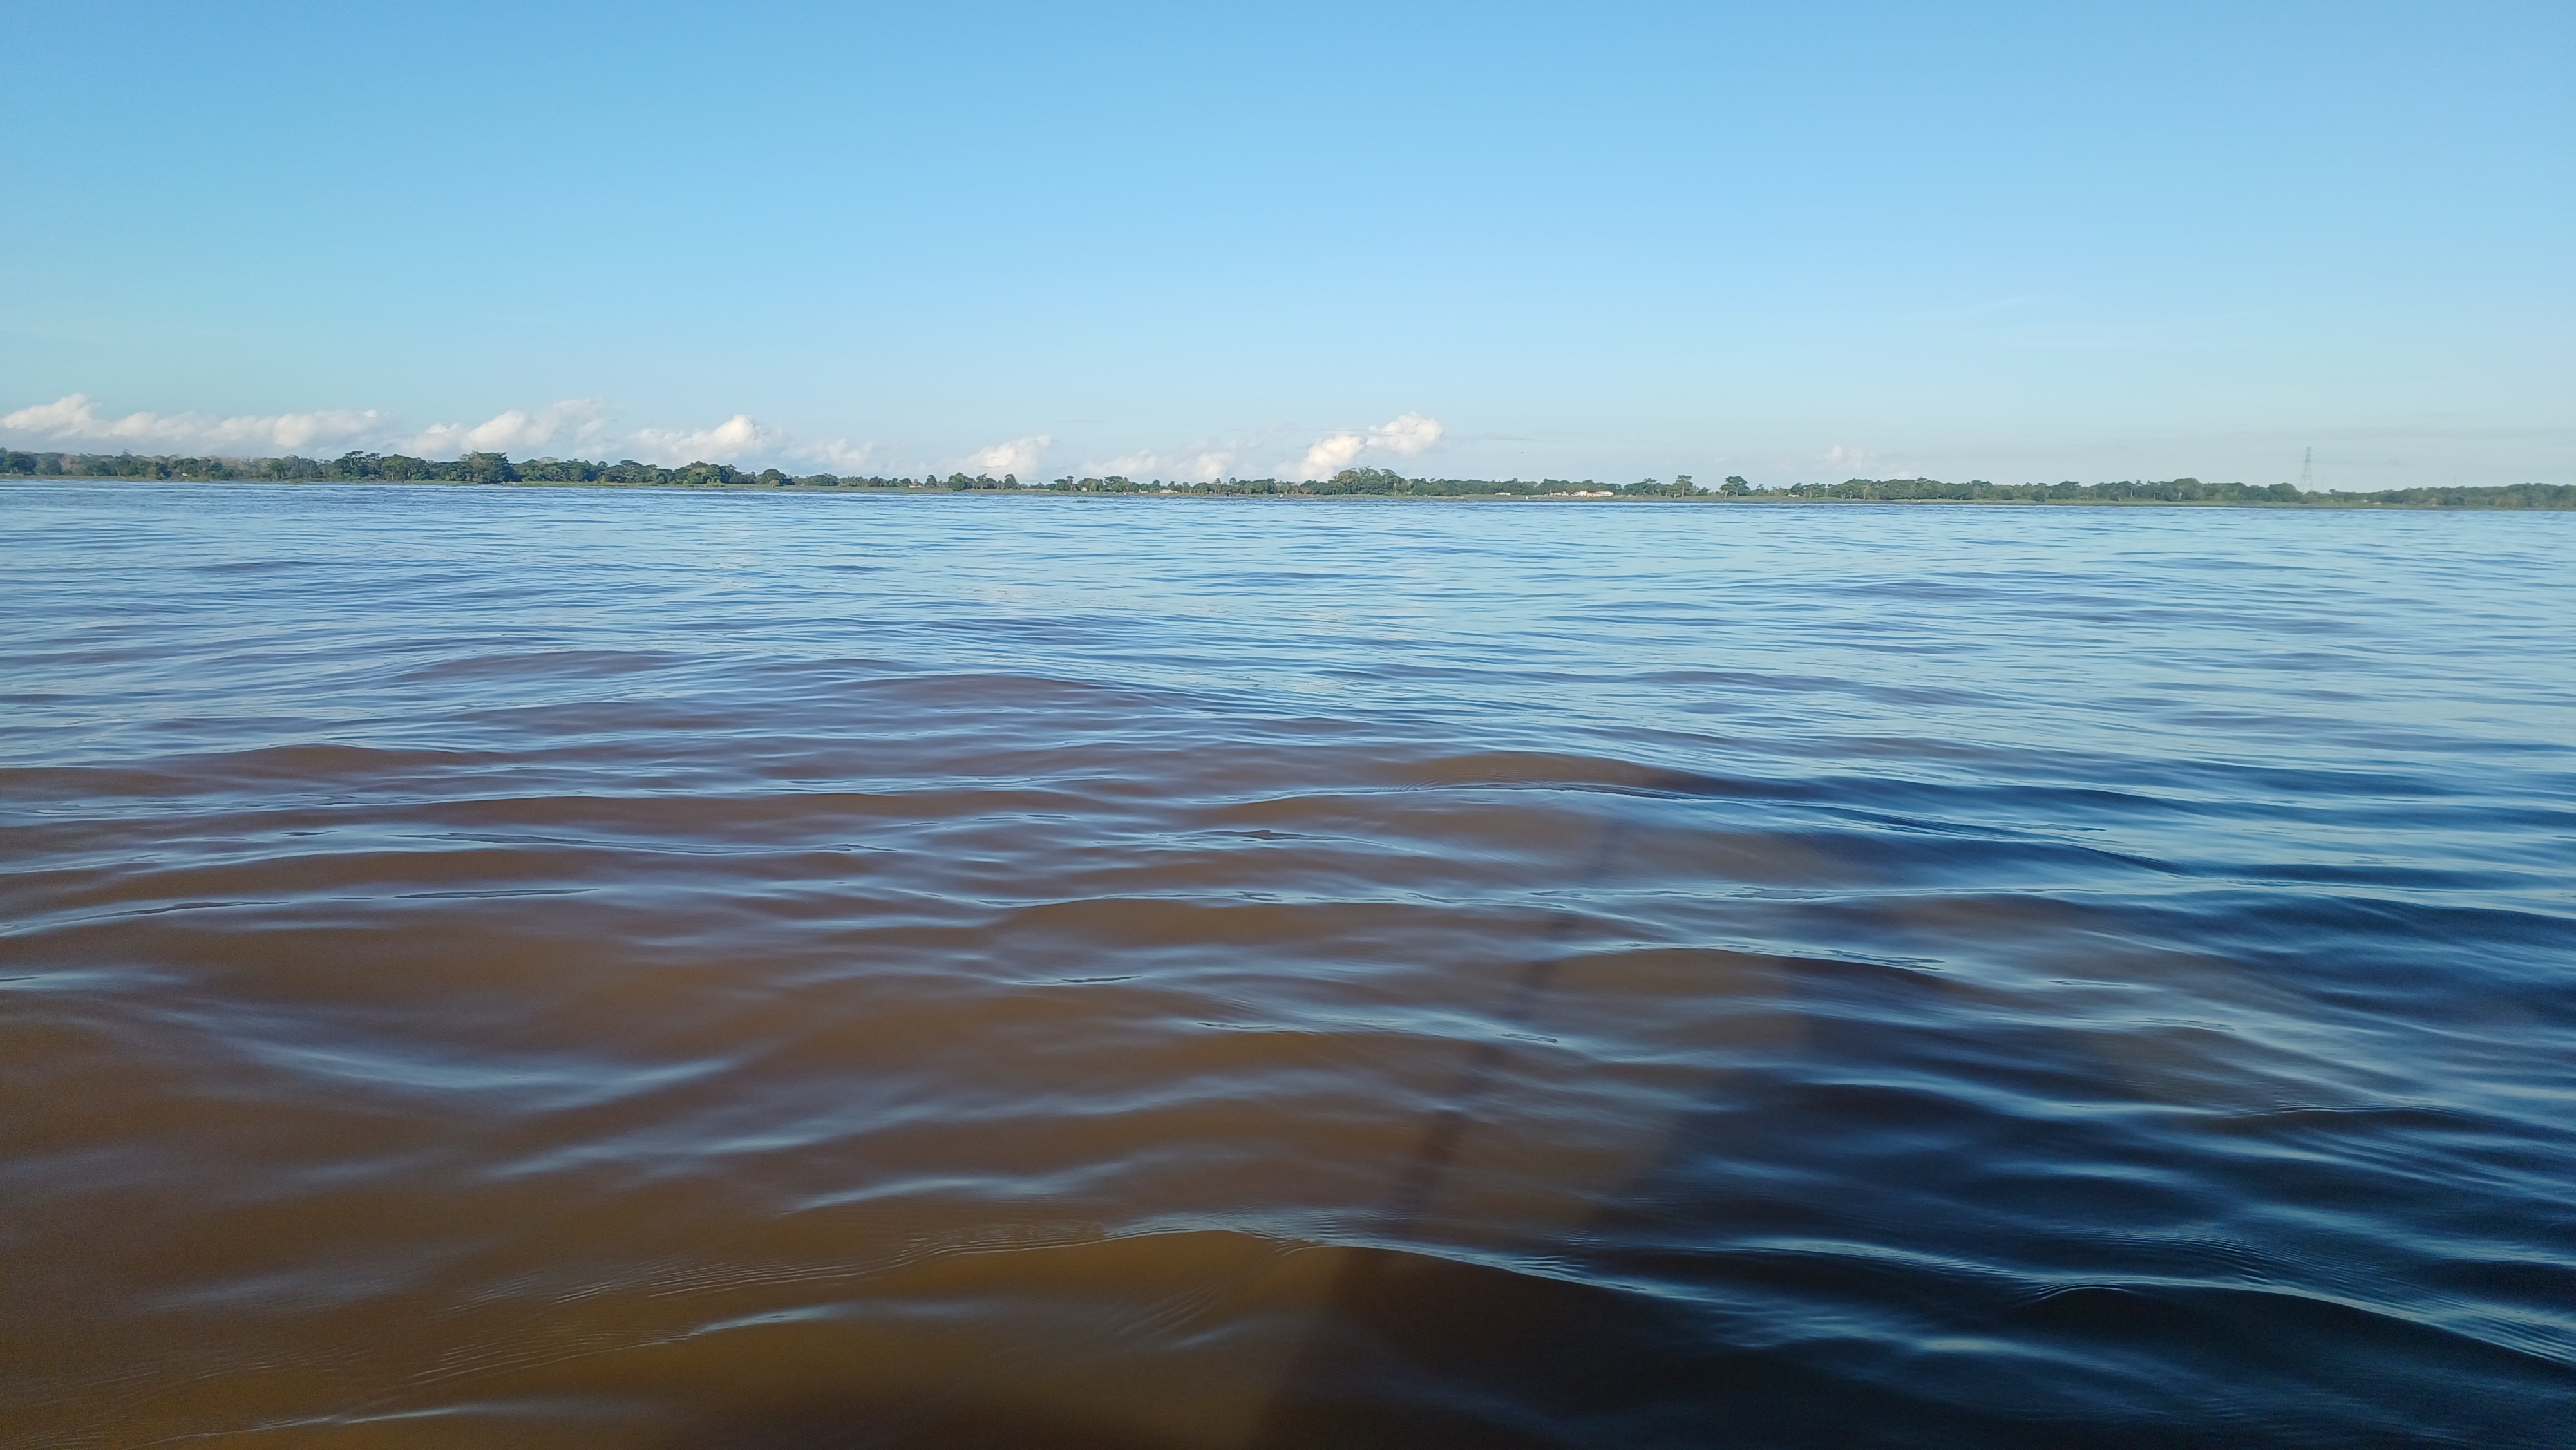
[6,486,2571,1447]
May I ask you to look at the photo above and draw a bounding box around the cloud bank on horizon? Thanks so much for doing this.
[15,391,2568,492]
[2,394,395,457]
[1,393,795,469]
[0,394,1454,482]
[1293,413,1444,480]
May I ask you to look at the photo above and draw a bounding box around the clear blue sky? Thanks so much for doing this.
[4,1,2568,487]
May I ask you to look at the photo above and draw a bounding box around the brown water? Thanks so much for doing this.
[5,484,2573,1447]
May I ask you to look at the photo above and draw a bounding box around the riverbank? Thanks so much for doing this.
[8,471,2570,510]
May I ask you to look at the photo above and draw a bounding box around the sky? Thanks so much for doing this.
[3,0,2569,488]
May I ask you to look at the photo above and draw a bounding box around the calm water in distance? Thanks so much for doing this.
[5,482,2573,1448]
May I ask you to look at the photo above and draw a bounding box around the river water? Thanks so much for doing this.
[5,483,2572,1448]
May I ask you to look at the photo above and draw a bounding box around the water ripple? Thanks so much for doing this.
[3,484,2572,1447]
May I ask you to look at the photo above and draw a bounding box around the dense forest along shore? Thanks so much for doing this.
[5,449,2570,509]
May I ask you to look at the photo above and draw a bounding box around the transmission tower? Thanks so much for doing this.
[2300,447,2313,492]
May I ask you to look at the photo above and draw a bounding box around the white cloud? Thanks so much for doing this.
[404,399,614,457]
[1290,411,1444,480]
[629,413,776,465]
[5,391,819,469]
[1296,431,1368,480]
[1,393,389,454]
[1371,411,1444,456]
[1180,451,1238,482]
[11,394,1457,486]
[1083,447,1239,482]
[1821,444,1876,472]
[801,438,879,472]
[961,435,1050,476]
[1091,451,1161,478]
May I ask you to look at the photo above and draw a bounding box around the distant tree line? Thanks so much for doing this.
[1776,476,2575,509]
[1046,471,1741,496]
[1043,467,1631,496]
[0,449,1014,491]
[3,450,2566,509]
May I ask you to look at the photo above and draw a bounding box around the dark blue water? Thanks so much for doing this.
[4,482,2571,1448]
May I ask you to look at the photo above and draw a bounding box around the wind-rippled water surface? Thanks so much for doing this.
[5,483,2573,1449]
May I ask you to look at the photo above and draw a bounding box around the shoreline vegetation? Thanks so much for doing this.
[4,449,2568,509]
